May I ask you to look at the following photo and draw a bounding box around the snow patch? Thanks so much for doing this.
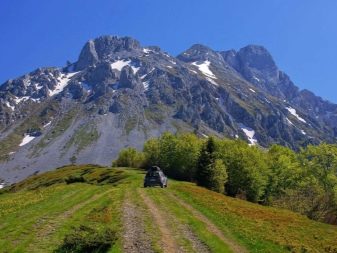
[19,134,36,147]
[286,117,294,126]
[14,96,30,104]
[253,76,260,82]
[239,124,258,145]
[189,69,198,74]
[35,83,43,90]
[191,61,217,80]
[30,98,41,103]
[206,77,218,86]
[5,102,15,111]
[143,48,151,54]
[249,88,256,93]
[43,121,52,128]
[49,71,79,97]
[140,68,155,80]
[110,59,140,73]
[301,130,306,135]
[131,66,140,73]
[111,60,130,71]
[143,81,150,91]
[286,107,306,123]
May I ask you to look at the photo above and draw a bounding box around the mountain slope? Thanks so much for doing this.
[1,35,337,184]
[0,165,336,252]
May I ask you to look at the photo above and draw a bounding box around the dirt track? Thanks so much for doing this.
[120,187,247,253]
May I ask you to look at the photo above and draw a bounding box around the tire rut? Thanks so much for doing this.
[122,193,154,253]
[138,189,181,253]
[167,192,248,253]
[27,188,114,251]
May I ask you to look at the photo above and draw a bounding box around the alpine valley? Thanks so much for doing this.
[1,35,337,184]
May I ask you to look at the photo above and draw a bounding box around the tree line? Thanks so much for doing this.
[113,132,337,224]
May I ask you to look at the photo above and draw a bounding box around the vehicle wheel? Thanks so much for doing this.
[144,184,147,188]
[160,183,164,188]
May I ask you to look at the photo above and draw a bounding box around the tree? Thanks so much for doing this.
[143,132,203,181]
[264,145,302,203]
[70,155,77,165]
[217,139,268,202]
[208,159,228,193]
[143,138,161,167]
[112,147,145,168]
[297,144,337,220]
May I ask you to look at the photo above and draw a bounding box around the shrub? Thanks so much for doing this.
[65,175,85,184]
[55,225,117,253]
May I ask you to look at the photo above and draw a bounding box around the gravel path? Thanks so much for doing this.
[122,193,154,253]
[139,189,181,253]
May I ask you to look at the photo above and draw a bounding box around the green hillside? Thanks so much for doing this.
[0,165,336,253]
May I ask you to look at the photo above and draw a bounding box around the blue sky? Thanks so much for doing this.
[1,0,337,102]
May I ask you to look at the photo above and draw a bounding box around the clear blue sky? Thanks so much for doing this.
[1,0,337,102]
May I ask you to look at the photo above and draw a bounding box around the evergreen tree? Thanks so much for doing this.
[196,137,216,188]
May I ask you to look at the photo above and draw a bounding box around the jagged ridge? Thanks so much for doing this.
[1,35,337,184]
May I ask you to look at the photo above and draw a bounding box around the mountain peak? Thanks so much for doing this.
[177,43,224,64]
[237,44,277,71]
[75,35,141,70]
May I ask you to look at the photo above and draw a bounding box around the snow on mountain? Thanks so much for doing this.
[49,71,80,96]
[192,61,217,79]
[239,124,258,145]
[110,59,140,73]
[286,107,306,123]
[19,135,36,147]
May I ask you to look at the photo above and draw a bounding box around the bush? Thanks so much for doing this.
[55,225,117,253]
[65,175,85,184]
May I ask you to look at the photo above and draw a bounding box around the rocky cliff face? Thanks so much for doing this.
[1,35,336,184]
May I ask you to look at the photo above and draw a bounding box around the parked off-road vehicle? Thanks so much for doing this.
[144,166,168,188]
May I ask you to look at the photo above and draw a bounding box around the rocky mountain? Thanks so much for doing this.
[1,35,337,184]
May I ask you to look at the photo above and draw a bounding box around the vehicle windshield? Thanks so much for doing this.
[147,171,160,177]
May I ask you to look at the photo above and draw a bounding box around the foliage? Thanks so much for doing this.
[196,137,228,193]
[216,139,269,202]
[55,225,117,253]
[143,132,203,180]
[114,132,337,223]
[112,147,146,168]
[8,165,127,192]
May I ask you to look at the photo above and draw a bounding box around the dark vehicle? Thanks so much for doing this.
[144,166,168,188]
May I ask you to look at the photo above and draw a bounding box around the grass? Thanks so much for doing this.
[0,165,132,253]
[170,181,337,253]
[144,104,169,124]
[0,101,58,161]
[124,116,138,135]
[33,106,81,154]
[1,166,337,253]
[63,124,100,154]
[145,187,233,252]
